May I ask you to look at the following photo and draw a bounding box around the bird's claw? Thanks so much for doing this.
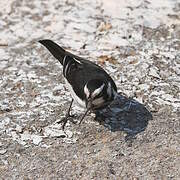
[57,114,77,130]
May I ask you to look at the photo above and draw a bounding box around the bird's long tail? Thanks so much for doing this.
[39,39,66,65]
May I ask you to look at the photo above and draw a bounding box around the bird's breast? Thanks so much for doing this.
[64,79,86,108]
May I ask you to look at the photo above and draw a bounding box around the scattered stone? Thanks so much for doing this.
[15,125,23,133]
[44,126,66,138]
[149,67,160,79]
[20,131,31,141]
[0,149,7,155]
[31,135,43,145]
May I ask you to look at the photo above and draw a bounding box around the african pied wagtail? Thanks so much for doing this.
[39,39,117,129]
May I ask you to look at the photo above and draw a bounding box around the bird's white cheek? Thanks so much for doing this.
[84,84,90,99]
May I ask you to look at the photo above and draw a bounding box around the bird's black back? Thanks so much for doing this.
[39,39,117,100]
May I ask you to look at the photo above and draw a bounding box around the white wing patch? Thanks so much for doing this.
[63,55,67,66]
[73,57,82,64]
[91,83,105,98]
[84,84,90,98]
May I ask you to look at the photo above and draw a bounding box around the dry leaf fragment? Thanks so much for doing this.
[129,59,139,64]
[98,55,117,65]
[98,22,112,32]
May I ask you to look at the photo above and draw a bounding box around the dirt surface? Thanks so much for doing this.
[0,0,180,179]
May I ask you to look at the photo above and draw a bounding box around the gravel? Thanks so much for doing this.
[0,0,180,179]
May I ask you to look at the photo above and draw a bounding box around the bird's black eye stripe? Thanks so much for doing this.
[93,89,104,99]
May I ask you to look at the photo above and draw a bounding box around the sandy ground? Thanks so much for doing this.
[0,0,180,179]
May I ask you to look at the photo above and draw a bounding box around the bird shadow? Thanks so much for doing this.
[95,93,153,141]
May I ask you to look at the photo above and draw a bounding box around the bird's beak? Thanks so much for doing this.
[86,98,92,110]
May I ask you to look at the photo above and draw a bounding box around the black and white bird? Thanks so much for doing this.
[39,39,117,129]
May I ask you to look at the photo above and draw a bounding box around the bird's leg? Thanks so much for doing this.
[66,99,74,118]
[58,99,76,129]
[79,108,90,125]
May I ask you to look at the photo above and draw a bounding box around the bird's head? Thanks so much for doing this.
[84,79,117,110]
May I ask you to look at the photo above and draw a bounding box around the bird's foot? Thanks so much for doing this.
[68,114,77,119]
[57,114,77,130]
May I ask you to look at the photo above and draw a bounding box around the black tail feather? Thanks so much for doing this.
[39,39,66,65]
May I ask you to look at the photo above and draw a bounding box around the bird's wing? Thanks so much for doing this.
[64,55,117,101]
[39,39,117,99]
